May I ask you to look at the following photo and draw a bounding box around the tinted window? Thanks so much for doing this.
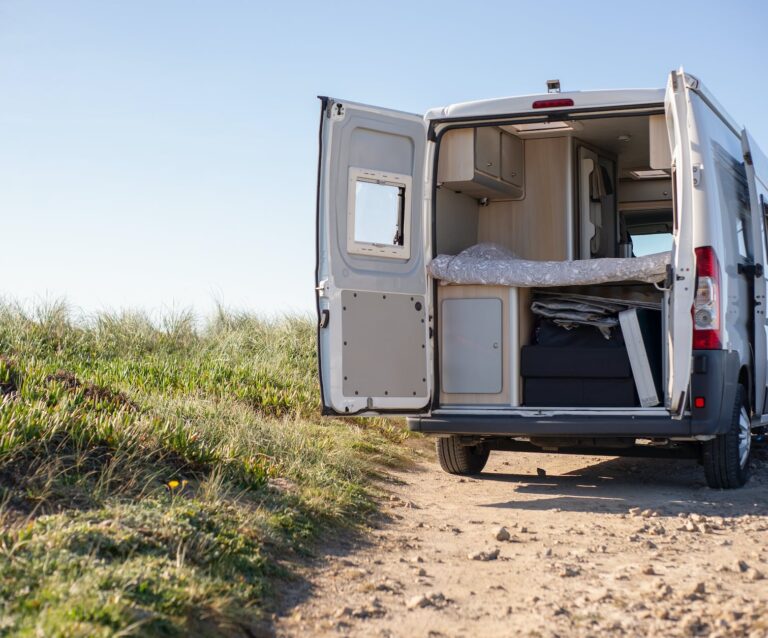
[713,142,752,260]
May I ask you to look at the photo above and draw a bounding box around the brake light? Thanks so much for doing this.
[692,246,722,349]
[532,98,574,109]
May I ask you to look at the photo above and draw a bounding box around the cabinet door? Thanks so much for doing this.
[501,132,524,187]
[441,298,503,393]
[475,127,501,178]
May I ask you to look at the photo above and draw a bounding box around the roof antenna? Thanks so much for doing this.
[546,79,561,94]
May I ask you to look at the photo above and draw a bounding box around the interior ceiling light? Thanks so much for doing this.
[628,169,670,180]
[507,120,583,135]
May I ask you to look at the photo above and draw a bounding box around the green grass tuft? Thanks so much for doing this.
[0,301,411,636]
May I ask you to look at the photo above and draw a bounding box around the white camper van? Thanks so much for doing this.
[315,69,768,489]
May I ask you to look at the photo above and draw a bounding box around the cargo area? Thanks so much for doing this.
[432,113,674,411]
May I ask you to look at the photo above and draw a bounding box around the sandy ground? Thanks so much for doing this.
[275,444,768,637]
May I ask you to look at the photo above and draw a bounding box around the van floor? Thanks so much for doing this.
[274,444,768,637]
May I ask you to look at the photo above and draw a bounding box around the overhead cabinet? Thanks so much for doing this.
[475,127,502,179]
[438,127,525,200]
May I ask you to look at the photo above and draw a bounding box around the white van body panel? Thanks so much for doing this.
[692,99,750,360]
[316,99,432,415]
[425,89,666,121]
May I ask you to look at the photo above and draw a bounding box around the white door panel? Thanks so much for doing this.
[665,69,697,417]
[316,98,431,415]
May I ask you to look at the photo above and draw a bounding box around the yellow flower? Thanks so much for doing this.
[168,480,180,489]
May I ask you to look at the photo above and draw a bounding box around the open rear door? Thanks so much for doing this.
[316,98,431,416]
[665,69,697,416]
[742,129,768,416]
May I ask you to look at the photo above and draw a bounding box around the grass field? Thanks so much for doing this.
[0,301,411,637]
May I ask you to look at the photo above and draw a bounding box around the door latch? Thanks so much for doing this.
[738,263,764,278]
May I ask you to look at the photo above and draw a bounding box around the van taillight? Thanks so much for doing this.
[692,246,722,349]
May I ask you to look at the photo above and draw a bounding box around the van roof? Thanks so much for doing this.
[425,88,666,121]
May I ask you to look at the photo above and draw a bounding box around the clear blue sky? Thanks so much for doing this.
[2,0,767,317]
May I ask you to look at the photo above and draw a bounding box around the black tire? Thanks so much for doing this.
[436,436,490,475]
[702,385,751,489]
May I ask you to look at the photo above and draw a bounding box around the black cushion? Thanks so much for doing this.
[521,345,632,379]
[524,377,637,407]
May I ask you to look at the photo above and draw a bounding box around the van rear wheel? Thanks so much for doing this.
[702,385,751,489]
[436,436,489,475]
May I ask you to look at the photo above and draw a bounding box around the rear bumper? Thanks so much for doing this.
[408,412,688,438]
[410,350,740,439]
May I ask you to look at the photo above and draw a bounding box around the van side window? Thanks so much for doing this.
[630,232,673,257]
[347,168,412,259]
[762,196,768,259]
[713,143,752,261]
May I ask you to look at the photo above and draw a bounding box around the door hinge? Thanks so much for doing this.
[315,279,329,297]
[744,151,753,166]
[692,164,703,187]
[683,73,700,90]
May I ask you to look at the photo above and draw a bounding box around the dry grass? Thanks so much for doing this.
[0,300,411,637]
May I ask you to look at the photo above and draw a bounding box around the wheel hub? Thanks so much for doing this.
[738,406,751,469]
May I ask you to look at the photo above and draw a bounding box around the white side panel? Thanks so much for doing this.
[619,308,660,407]
[649,114,673,170]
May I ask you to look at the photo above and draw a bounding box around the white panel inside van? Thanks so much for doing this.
[649,114,672,169]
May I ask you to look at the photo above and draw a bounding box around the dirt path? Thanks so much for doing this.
[275,445,768,637]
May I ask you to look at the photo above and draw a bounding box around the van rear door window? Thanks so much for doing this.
[346,168,412,259]
[354,181,404,245]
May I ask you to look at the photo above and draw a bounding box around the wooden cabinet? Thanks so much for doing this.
[438,285,533,407]
[438,127,524,200]
[475,127,501,179]
[500,131,524,188]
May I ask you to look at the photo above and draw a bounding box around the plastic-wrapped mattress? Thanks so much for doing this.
[428,243,671,287]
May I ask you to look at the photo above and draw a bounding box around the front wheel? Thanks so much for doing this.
[436,436,489,475]
[702,385,751,489]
